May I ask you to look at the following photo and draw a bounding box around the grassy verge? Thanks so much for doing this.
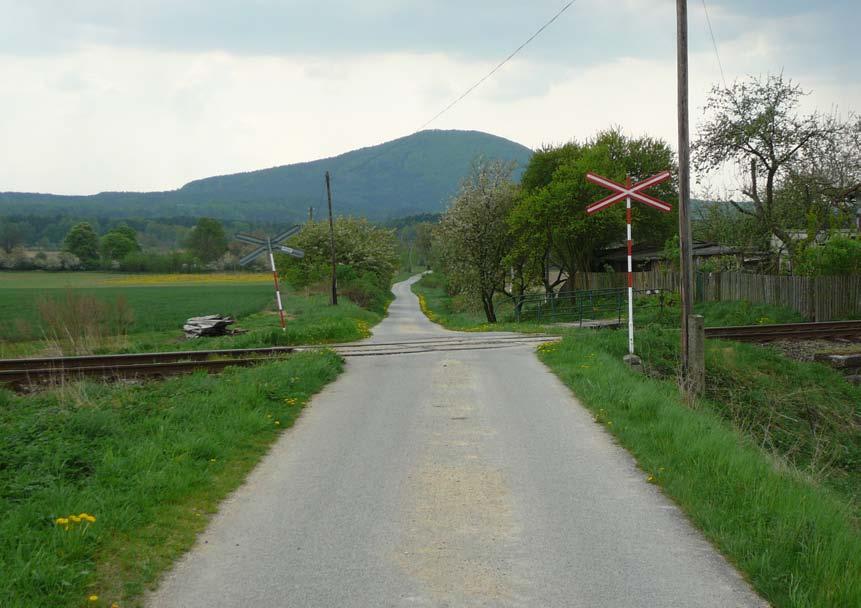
[411,273,556,334]
[538,334,860,607]
[0,351,343,607]
[417,275,861,607]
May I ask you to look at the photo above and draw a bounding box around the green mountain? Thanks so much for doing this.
[0,130,533,222]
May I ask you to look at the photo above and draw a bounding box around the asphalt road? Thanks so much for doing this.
[149,275,765,607]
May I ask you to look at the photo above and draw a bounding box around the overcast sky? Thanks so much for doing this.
[0,0,858,196]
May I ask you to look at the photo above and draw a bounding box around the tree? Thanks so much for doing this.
[0,221,26,253]
[100,231,140,263]
[510,129,678,291]
[276,217,398,290]
[186,217,228,263]
[434,159,519,323]
[63,222,100,266]
[693,74,860,268]
[796,237,861,276]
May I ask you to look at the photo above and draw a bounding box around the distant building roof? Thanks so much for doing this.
[598,241,742,263]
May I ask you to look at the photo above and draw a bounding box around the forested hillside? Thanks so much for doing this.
[0,130,532,222]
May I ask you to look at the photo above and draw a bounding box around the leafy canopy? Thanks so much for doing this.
[510,129,678,283]
[185,217,228,263]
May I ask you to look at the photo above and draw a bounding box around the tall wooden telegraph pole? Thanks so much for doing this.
[325,171,338,306]
[676,0,695,391]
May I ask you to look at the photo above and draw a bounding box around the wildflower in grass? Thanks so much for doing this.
[55,517,69,526]
[647,474,655,483]
[275,420,280,425]
[88,595,99,602]
[70,515,82,523]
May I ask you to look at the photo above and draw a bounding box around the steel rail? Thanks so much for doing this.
[0,346,295,372]
[0,356,288,389]
[0,336,560,389]
[705,320,861,342]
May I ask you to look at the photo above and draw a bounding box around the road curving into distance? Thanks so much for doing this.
[148,275,765,608]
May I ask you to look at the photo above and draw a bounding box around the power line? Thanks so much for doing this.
[701,0,727,89]
[326,1,576,175]
[419,0,577,130]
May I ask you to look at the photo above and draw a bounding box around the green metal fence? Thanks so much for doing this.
[513,288,667,325]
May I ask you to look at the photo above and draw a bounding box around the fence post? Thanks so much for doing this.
[814,276,821,322]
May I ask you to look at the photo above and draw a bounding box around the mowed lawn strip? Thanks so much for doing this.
[0,350,343,607]
[415,273,861,608]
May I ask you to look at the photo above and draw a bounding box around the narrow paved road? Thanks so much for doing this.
[149,276,765,607]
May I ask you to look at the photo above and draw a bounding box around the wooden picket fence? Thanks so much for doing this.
[563,270,861,321]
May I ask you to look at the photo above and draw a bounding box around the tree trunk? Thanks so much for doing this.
[482,293,497,323]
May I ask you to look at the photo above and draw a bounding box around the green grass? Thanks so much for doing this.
[0,350,343,607]
[0,272,387,356]
[121,295,381,354]
[411,273,804,333]
[412,273,555,334]
[0,284,274,343]
[417,274,861,607]
[538,334,861,608]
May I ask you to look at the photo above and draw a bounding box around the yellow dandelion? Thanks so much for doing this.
[85,515,96,523]
[647,475,655,483]
[55,517,69,526]
[275,420,280,425]
[69,515,81,523]
[88,595,99,602]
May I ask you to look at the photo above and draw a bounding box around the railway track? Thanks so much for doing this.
[704,320,861,342]
[0,347,295,389]
[0,335,559,389]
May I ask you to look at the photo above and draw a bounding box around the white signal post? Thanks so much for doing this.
[586,171,672,356]
[268,240,287,332]
[235,227,304,334]
[625,177,634,354]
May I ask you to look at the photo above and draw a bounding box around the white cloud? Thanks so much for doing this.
[0,9,857,198]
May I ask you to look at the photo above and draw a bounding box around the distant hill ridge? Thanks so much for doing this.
[0,130,533,222]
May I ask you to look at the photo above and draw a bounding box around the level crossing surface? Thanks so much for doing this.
[148,275,765,607]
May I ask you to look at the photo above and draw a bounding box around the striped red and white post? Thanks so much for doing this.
[268,240,287,332]
[625,176,634,355]
[585,170,673,356]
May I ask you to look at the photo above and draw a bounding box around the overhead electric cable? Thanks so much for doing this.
[327,1,576,175]
[419,0,577,130]
[701,0,727,89]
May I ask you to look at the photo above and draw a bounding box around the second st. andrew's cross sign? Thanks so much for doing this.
[236,227,304,332]
[585,171,672,356]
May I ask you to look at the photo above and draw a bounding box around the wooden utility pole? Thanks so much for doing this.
[308,206,314,222]
[325,171,338,305]
[676,0,696,393]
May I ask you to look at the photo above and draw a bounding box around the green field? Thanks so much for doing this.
[0,272,384,356]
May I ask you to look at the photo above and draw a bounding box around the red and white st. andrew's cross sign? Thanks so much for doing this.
[585,170,672,356]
